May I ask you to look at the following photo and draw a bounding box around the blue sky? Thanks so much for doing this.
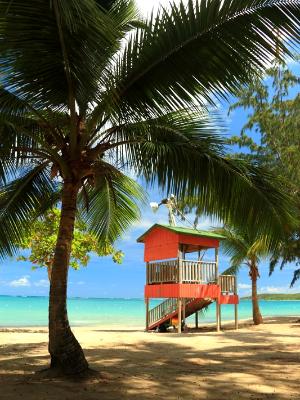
[0,0,300,298]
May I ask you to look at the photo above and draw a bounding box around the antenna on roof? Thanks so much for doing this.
[150,195,177,226]
[150,195,202,231]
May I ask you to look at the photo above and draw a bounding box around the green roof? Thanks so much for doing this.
[136,223,225,242]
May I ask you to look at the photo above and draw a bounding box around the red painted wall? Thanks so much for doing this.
[144,227,179,262]
[178,234,219,249]
[144,283,221,299]
[145,284,239,304]
[219,294,239,304]
[143,226,220,262]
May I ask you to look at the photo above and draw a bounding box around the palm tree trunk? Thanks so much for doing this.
[48,181,89,375]
[47,266,52,282]
[250,262,263,325]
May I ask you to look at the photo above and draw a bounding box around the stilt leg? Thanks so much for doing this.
[178,298,182,334]
[216,300,220,332]
[182,298,186,332]
[145,298,149,331]
[234,303,238,330]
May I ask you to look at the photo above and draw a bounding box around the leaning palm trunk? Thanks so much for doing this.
[47,266,52,282]
[48,181,88,374]
[250,263,263,325]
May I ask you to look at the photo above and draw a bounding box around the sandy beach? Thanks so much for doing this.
[0,317,299,400]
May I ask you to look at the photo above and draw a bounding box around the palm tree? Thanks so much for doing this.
[216,226,270,325]
[0,0,300,375]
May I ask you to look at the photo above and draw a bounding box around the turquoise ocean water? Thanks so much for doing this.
[0,296,299,327]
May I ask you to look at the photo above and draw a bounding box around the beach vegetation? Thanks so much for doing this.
[242,293,300,300]
[227,59,300,286]
[17,208,124,281]
[0,0,300,375]
[215,226,270,325]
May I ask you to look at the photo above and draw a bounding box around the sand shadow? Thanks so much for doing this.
[0,319,299,399]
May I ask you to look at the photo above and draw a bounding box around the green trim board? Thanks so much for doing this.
[136,223,225,242]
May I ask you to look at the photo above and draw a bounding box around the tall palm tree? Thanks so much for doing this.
[216,226,270,325]
[0,0,300,375]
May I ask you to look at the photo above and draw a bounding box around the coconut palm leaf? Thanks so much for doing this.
[269,230,300,286]
[94,0,300,122]
[215,224,268,324]
[78,165,146,244]
[0,163,60,258]
[92,110,296,243]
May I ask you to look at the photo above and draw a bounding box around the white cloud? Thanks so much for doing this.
[259,285,300,294]
[238,283,251,290]
[121,234,132,242]
[132,219,154,230]
[34,279,49,288]
[77,281,85,285]
[260,286,283,294]
[9,276,31,287]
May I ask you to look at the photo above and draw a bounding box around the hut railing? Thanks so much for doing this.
[147,259,179,284]
[148,298,178,326]
[147,259,217,284]
[181,260,217,283]
[219,275,236,294]
[148,298,195,327]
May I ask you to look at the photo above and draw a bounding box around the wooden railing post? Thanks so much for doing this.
[182,298,186,331]
[215,247,219,282]
[145,298,149,331]
[178,258,182,284]
[178,298,182,334]
[148,259,218,285]
[146,261,149,284]
[234,275,238,330]
[216,276,221,332]
[178,257,182,334]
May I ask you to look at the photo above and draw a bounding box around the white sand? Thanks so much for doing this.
[0,317,299,399]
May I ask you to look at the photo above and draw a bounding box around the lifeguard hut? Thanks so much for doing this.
[137,224,239,333]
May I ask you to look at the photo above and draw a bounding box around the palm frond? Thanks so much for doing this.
[0,164,59,258]
[0,0,123,111]
[109,111,297,243]
[92,108,225,167]
[248,236,270,259]
[222,264,242,276]
[291,268,300,287]
[78,165,146,244]
[100,0,300,120]
[213,226,248,269]
[99,109,297,245]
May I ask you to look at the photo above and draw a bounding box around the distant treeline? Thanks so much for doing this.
[242,293,300,300]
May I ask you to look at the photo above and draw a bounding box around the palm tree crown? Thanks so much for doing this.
[215,225,270,324]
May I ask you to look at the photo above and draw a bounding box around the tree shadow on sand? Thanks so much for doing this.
[0,318,299,400]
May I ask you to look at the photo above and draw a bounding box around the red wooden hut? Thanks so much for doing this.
[137,224,239,333]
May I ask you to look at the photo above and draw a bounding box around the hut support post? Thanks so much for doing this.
[234,276,238,329]
[177,253,183,334]
[195,311,199,329]
[178,298,182,334]
[215,247,219,281]
[215,247,221,331]
[182,298,186,331]
[216,300,220,332]
[234,304,238,330]
[145,298,149,331]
